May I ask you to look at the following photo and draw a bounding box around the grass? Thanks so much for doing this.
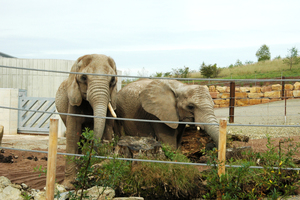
[189,58,300,80]
[70,129,300,199]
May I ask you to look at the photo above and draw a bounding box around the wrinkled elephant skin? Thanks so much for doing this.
[55,54,118,188]
[116,79,219,150]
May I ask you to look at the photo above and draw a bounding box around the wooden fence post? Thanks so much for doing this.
[46,118,58,200]
[217,118,227,199]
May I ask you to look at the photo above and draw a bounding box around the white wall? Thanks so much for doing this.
[0,57,122,136]
[0,88,18,135]
[0,57,122,98]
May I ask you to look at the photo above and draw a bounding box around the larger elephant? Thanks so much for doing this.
[55,54,118,188]
[116,79,219,149]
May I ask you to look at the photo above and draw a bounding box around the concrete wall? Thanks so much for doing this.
[0,88,18,135]
[0,57,122,98]
[0,57,122,136]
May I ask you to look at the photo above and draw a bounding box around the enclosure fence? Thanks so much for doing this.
[0,64,300,171]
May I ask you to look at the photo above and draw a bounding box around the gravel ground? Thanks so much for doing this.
[214,99,300,139]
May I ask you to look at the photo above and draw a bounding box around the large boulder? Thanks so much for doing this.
[294,82,300,90]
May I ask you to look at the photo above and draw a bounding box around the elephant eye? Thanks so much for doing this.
[187,104,195,110]
[81,75,87,82]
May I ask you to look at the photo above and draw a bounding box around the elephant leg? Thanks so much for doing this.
[151,122,178,150]
[62,107,83,189]
[176,124,186,148]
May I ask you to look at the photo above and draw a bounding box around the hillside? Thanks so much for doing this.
[208,58,300,79]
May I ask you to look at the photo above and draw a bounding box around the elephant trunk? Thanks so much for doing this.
[196,112,219,148]
[87,79,110,140]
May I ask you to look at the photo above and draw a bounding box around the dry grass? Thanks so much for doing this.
[188,58,300,79]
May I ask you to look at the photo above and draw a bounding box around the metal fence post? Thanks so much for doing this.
[229,82,235,123]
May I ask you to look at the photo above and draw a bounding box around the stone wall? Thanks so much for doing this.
[210,82,300,108]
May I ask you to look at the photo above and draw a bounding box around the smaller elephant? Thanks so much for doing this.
[55,54,118,188]
[115,79,219,149]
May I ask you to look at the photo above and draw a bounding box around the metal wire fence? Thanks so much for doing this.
[0,64,300,170]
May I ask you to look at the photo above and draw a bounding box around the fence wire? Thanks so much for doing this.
[0,105,299,127]
[0,64,300,170]
[1,146,300,171]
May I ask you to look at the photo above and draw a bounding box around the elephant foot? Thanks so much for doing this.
[62,179,75,190]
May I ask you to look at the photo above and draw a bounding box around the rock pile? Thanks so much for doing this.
[0,176,144,200]
[209,82,300,108]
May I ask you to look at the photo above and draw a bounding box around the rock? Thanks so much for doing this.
[235,92,247,99]
[293,90,300,97]
[209,92,219,99]
[272,84,282,91]
[76,186,115,200]
[209,85,216,92]
[236,99,249,106]
[261,85,272,92]
[34,191,46,200]
[213,99,229,107]
[240,87,251,93]
[0,176,12,187]
[216,86,227,93]
[247,93,263,99]
[285,84,294,91]
[114,136,166,160]
[294,82,300,90]
[249,87,261,93]
[221,93,230,99]
[226,146,252,160]
[0,185,23,200]
[261,98,270,104]
[249,99,262,105]
[21,183,28,190]
[264,91,281,98]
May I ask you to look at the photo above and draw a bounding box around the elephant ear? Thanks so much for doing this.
[107,56,117,110]
[67,55,92,106]
[139,80,179,129]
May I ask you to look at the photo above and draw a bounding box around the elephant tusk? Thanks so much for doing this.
[108,102,117,118]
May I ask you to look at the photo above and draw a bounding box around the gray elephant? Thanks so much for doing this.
[55,54,117,188]
[115,79,219,149]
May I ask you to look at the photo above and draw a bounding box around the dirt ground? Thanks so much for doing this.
[0,100,299,192]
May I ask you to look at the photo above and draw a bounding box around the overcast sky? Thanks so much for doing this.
[1,0,300,76]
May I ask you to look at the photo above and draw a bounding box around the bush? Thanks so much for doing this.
[70,130,300,199]
[200,62,220,78]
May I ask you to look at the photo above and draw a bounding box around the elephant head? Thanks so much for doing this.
[66,54,117,140]
[139,79,219,148]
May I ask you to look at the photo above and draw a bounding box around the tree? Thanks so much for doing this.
[234,59,243,66]
[178,66,190,78]
[200,62,220,78]
[283,47,300,70]
[171,66,190,78]
[163,72,172,77]
[255,44,271,61]
[153,72,163,77]
[171,68,180,78]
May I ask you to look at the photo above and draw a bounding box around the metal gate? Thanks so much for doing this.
[18,90,56,134]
